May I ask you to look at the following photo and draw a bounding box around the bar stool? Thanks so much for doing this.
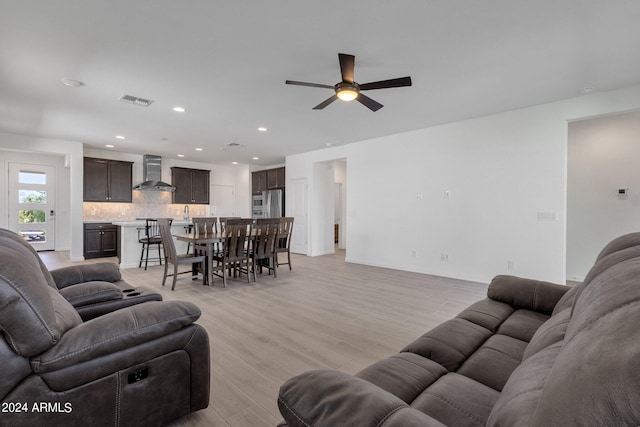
[138,218,172,270]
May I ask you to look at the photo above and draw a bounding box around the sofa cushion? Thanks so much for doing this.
[529,258,640,425]
[411,373,500,427]
[457,334,527,391]
[0,238,82,357]
[0,228,58,290]
[594,231,640,262]
[356,352,447,404]
[486,342,562,426]
[401,318,493,371]
[57,281,123,307]
[495,309,549,343]
[522,308,570,360]
[456,299,514,332]
[487,275,568,315]
[50,262,122,289]
[278,370,446,427]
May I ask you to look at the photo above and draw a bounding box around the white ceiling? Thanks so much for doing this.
[2,1,640,166]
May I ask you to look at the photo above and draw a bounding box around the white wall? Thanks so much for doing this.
[286,84,640,284]
[567,110,640,281]
[0,132,84,259]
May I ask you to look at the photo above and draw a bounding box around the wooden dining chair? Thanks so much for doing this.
[157,218,207,290]
[218,217,241,233]
[252,218,280,279]
[275,217,294,270]
[211,218,253,287]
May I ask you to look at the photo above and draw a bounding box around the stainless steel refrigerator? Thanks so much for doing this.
[263,189,284,218]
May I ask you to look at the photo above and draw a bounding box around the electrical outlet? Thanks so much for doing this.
[441,253,449,262]
[507,260,515,270]
[411,250,417,258]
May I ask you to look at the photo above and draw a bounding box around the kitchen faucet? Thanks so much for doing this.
[183,205,190,220]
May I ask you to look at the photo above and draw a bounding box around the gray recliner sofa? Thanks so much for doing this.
[0,228,162,321]
[277,232,640,426]
[0,229,210,426]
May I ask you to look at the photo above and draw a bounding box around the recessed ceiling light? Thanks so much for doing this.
[257,127,267,132]
[252,157,259,160]
[326,143,334,147]
[61,78,85,87]
[105,144,114,148]
[173,106,186,113]
[177,154,185,158]
[579,87,594,95]
[232,161,238,165]
[195,148,203,151]
[115,135,125,140]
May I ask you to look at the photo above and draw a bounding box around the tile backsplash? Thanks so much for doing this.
[83,191,209,221]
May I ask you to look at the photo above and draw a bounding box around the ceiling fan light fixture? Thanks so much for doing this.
[337,88,358,101]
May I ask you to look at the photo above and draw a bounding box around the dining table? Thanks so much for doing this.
[174,230,257,287]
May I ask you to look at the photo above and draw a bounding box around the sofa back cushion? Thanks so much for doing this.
[0,233,81,357]
[594,232,640,262]
[0,228,59,290]
[491,256,640,425]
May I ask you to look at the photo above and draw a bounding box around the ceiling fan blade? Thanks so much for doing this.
[338,53,355,83]
[359,76,412,91]
[313,94,338,110]
[356,93,383,112]
[286,80,334,89]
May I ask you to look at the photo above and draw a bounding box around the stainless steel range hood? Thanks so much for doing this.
[132,155,175,192]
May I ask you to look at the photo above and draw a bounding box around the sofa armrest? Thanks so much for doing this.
[57,281,123,307]
[488,275,570,315]
[50,262,121,289]
[278,370,445,427]
[31,300,200,373]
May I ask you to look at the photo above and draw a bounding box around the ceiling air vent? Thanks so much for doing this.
[221,142,247,150]
[118,93,154,107]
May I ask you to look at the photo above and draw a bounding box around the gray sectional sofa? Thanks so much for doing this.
[278,233,640,426]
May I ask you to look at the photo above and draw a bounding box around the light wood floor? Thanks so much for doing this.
[40,250,488,427]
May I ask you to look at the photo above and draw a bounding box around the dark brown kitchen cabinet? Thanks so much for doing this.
[252,170,267,195]
[253,167,285,194]
[171,167,210,204]
[83,157,133,202]
[84,223,118,259]
[267,167,285,189]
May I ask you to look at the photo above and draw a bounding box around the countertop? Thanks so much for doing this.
[110,219,191,227]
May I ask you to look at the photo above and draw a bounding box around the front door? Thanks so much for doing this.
[8,162,56,251]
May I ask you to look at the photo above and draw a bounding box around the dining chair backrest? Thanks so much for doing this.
[277,217,294,251]
[255,219,280,259]
[157,218,177,262]
[223,218,252,260]
[219,217,241,232]
[192,217,218,234]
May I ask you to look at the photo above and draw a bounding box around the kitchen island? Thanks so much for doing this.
[111,219,191,269]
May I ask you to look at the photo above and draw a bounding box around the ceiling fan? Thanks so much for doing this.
[286,53,412,112]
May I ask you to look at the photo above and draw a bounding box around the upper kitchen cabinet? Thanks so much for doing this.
[171,167,210,204]
[83,157,133,202]
[253,167,285,194]
[252,170,267,195]
[267,167,285,189]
